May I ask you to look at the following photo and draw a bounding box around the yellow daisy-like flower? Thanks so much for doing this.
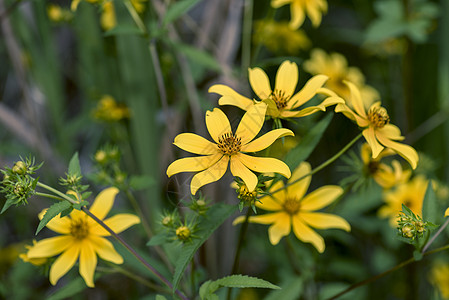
[25,187,140,287]
[336,81,418,169]
[360,143,411,189]
[93,95,130,122]
[167,102,293,195]
[378,175,428,226]
[304,48,380,108]
[271,0,327,29]
[430,263,449,299]
[445,207,449,217]
[234,162,350,252]
[19,240,48,266]
[209,60,343,120]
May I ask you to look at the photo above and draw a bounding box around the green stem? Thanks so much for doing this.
[421,217,449,253]
[264,132,363,198]
[123,0,148,37]
[81,207,188,300]
[327,243,449,299]
[34,192,65,202]
[226,208,252,300]
[36,182,77,204]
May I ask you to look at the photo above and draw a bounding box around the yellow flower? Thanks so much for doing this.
[93,95,130,122]
[378,175,428,226]
[167,102,293,195]
[234,162,350,252]
[336,81,418,169]
[209,60,343,120]
[445,207,449,217]
[360,143,411,189]
[26,188,140,287]
[303,48,380,108]
[430,263,449,299]
[253,20,311,54]
[19,240,48,266]
[271,0,327,29]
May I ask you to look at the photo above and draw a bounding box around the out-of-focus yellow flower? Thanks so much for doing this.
[234,162,350,252]
[26,188,140,287]
[209,60,343,120]
[253,20,311,54]
[336,82,418,169]
[47,4,73,23]
[271,0,327,29]
[378,175,428,226]
[167,102,293,195]
[430,263,449,299]
[93,95,130,122]
[304,48,380,108]
[19,241,48,266]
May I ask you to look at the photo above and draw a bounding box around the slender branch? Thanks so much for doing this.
[36,182,77,205]
[81,207,189,300]
[422,217,449,253]
[264,132,363,198]
[34,192,65,202]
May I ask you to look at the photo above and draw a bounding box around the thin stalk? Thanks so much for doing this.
[36,182,77,204]
[35,192,65,202]
[226,208,252,300]
[421,217,449,253]
[264,132,363,198]
[81,206,189,300]
[327,243,449,300]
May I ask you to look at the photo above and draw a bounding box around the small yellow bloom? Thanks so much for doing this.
[167,102,293,195]
[26,188,140,287]
[93,95,130,122]
[234,162,350,252]
[271,0,327,29]
[378,175,428,226]
[304,48,380,108]
[445,207,449,217]
[209,60,343,120]
[430,263,449,299]
[336,82,418,169]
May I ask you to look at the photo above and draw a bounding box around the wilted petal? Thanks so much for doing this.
[236,102,267,145]
[242,128,294,152]
[292,215,325,252]
[79,240,97,288]
[300,186,343,211]
[90,214,140,236]
[166,154,222,177]
[300,212,351,231]
[230,156,258,192]
[90,236,123,264]
[237,153,291,178]
[206,108,232,143]
[274,61,298,97]
[288,75,328,109]
[27,236,74,258]
[191,155,229,195]
[173,133,217,155]
[363,127,384,159]
[248,67,272,100]
[89,187,119,221]
[49,242,81,285]
[209,84,254,111]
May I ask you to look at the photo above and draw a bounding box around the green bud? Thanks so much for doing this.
[12,161,27,175]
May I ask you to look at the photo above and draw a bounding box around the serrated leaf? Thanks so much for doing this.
[68,152,81,176]
[129,175,156,190]
[284,113,333,169]
[162,0,201,26]
[172,203,237,293]
[36,201,72,235]
[60,206,73,218]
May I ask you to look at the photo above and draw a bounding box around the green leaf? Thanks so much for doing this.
[60,206,73,218]
[172,42,221,72]
[46,274,101,300]
[73,200,89,211]
[103,25,143,36]
[129,175,156,191]
[162,0,201,26]
[265,276,304,300]
[1,198,17,214]
[285,113,333,169]
[199,275,280,299]
[36,201,72,235]
[147,232,172,246]
[172,203,237,293]
[68,152,81,176]
[413,250,423,261]
[422,181,438,223]
[155,295,168,300]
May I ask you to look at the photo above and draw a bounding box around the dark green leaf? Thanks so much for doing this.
[172,203,237,293]
[36,201,72,235]
[68,152,81,176]
[46,274,102,300]
[422,181,438,223]
[129,175,156,190]
[73,200,89,210]
[147,232,171,246]
[172,42,221,72]
[162,0,201,26]
[103,25,143,36]
[1,198,17,214]
[265,276,304,300]
[60,206,73,218]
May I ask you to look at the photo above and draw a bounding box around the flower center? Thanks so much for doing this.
[283,198,301,215]
[270,89,290,110]
[176,226,191,241]
[367,106,390,128]
[70,218,89,240]
[217,132,242,156]
[367,160,380,174]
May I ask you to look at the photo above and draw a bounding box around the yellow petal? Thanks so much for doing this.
[292,215,325,252]
[445,207,449,217]
[39,210,71,234]
[166,153,223,177]
[89,187,119,222]
[283,96,344,118]
[335,103,369,127]
[271,0,290,8]
[209,84,254,111]
[233,211,283,225]
[191,155,230,195]
[286,162,311,200]
[27,236,74,258]
[289,0,305,29]
[50,242,81,285]
[257,195,283,211]
[71,0,81,11]
[79,240,97,288]
[237,153,291,178]
[173,133,217,155]
[90,236,123,264]
[300,212,351,231]
[377,124,404,141]
[248,67,272,100]
[363,127,384,158]
[344,81,367,118]
[235,102,267,145]
[288,75,328,109]
[259,180,287,210]
[300,186,343,211]
[274,61,298,98]
[306,0,325,27]
[230,156,258,192]
[90,214,140,236]
[242,128,294,152]
[206,108,231,143]
[376,134,419,169]
[268,216,291,245]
